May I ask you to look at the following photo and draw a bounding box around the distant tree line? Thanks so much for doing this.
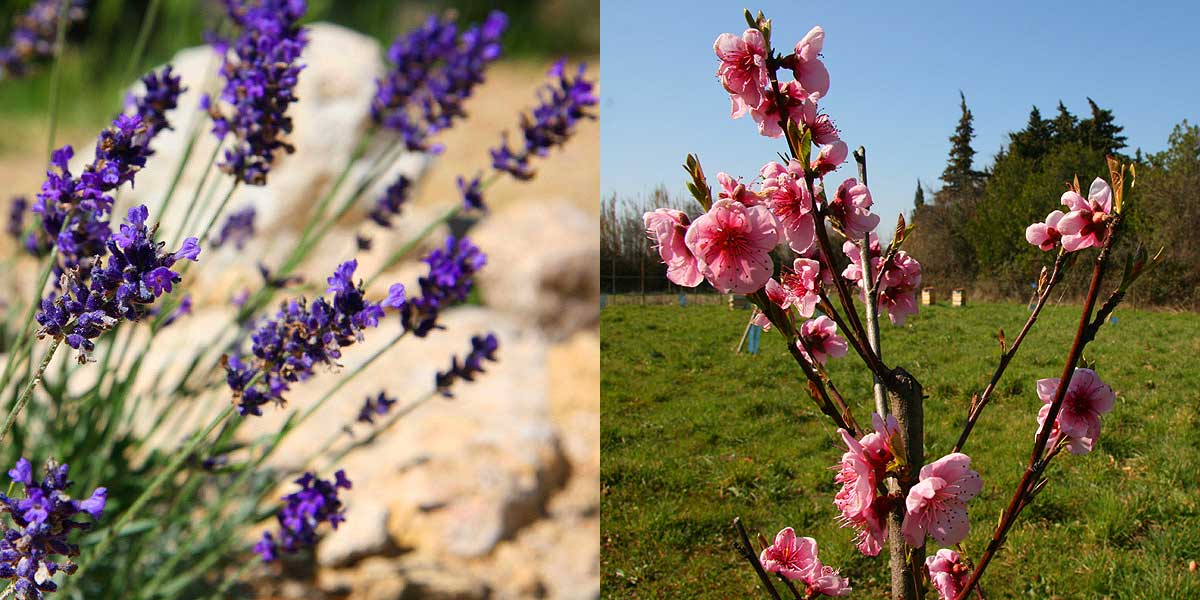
[908,93,1200,306]
[602,98,1200,306]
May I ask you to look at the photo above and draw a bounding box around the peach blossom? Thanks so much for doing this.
[798,315,847,364]
[761,168,816,254]
[901,453,982,547]
[1025,209,1065,252]
[1057,178,1113,252]
[926,548,970,600]
[791,26,830,99]
[684,199,779,293]
[714,29,769,117]
[644,209,702,287]
[1034,368,1115,455]
[831,178,880,239]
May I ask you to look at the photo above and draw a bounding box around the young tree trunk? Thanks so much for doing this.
[886,367,924,599]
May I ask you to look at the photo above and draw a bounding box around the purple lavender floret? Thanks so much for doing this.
[29,106,171,270]
[131,65,186,139]
[206,0,308,186]
[457,174,484,212]
[490,60,597,181]
[435,333,499,396]
[210,206,256,250]
[226,260,398,416]
[371,11,507,152]
[0,0,85,80]
[398,236,485,338]
[255,469,350,563]
[356,391,397,424]
[0,458,106,599]
[368,174,410,228]
[35,205,201,361]
[159,294,193,328]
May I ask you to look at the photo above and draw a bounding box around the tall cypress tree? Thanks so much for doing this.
[913,179,926,208]
[940,91,982,195]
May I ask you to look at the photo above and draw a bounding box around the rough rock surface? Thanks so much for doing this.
[473,200,601,340]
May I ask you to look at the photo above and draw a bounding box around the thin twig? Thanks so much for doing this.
[953,252,1068,453]
[733,517,783,600]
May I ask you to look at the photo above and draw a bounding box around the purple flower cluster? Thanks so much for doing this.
[0,458,106,599]
[255,470,350,562]
[211,206,256,250]
[399,236,486,337]
[368,175,410,228]
[131,66,186,139]
[30,114,160,270]
[490,60,598,181]
[371,11,508,152]
[36,205,201,360]
[206,0,308,186]
[225,260,403,416]
[0,0,85,80]
[435,333,499,396]
[356,391,397,424]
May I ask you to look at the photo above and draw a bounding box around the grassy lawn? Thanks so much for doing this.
[601,302,1200,599]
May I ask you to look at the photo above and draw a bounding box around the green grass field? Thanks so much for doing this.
[601,302,1200,599]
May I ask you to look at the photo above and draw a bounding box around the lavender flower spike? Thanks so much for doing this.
[357,391,397,424]
[371,10,508,152]
[206,0,309,185]
[0,0,86,80]
[436,333,499,396]
[255,470,351,562]
[36,205,201,361]
[0,458,106,599]
[226,260,401,416]
[211,206,256,250]
[131,65,187,139]
[397,236,486,337]
[490,60,598,182]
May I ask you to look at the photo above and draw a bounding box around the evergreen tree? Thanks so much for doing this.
[1009,105,1053,161]
[1078,97,1127,155]
[913,179,926,208]
[1051,101,1078,143]
[940,91,983,194]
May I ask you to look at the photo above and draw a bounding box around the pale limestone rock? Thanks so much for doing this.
[472,200,599,340]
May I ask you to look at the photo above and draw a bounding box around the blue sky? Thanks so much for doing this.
[600,1,1200,221]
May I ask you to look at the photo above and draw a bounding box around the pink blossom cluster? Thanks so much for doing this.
[1026,178,1114,252]
[833,413,900,556]
[1034,368,1115,455]
[925,548,971,600]
[714,26,845,170]
[842,234,923,325]
[901,452,982,548]
[759,527,851,596]
[643,22,926,328]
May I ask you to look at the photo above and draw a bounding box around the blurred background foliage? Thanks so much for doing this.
[0,0,599,128]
